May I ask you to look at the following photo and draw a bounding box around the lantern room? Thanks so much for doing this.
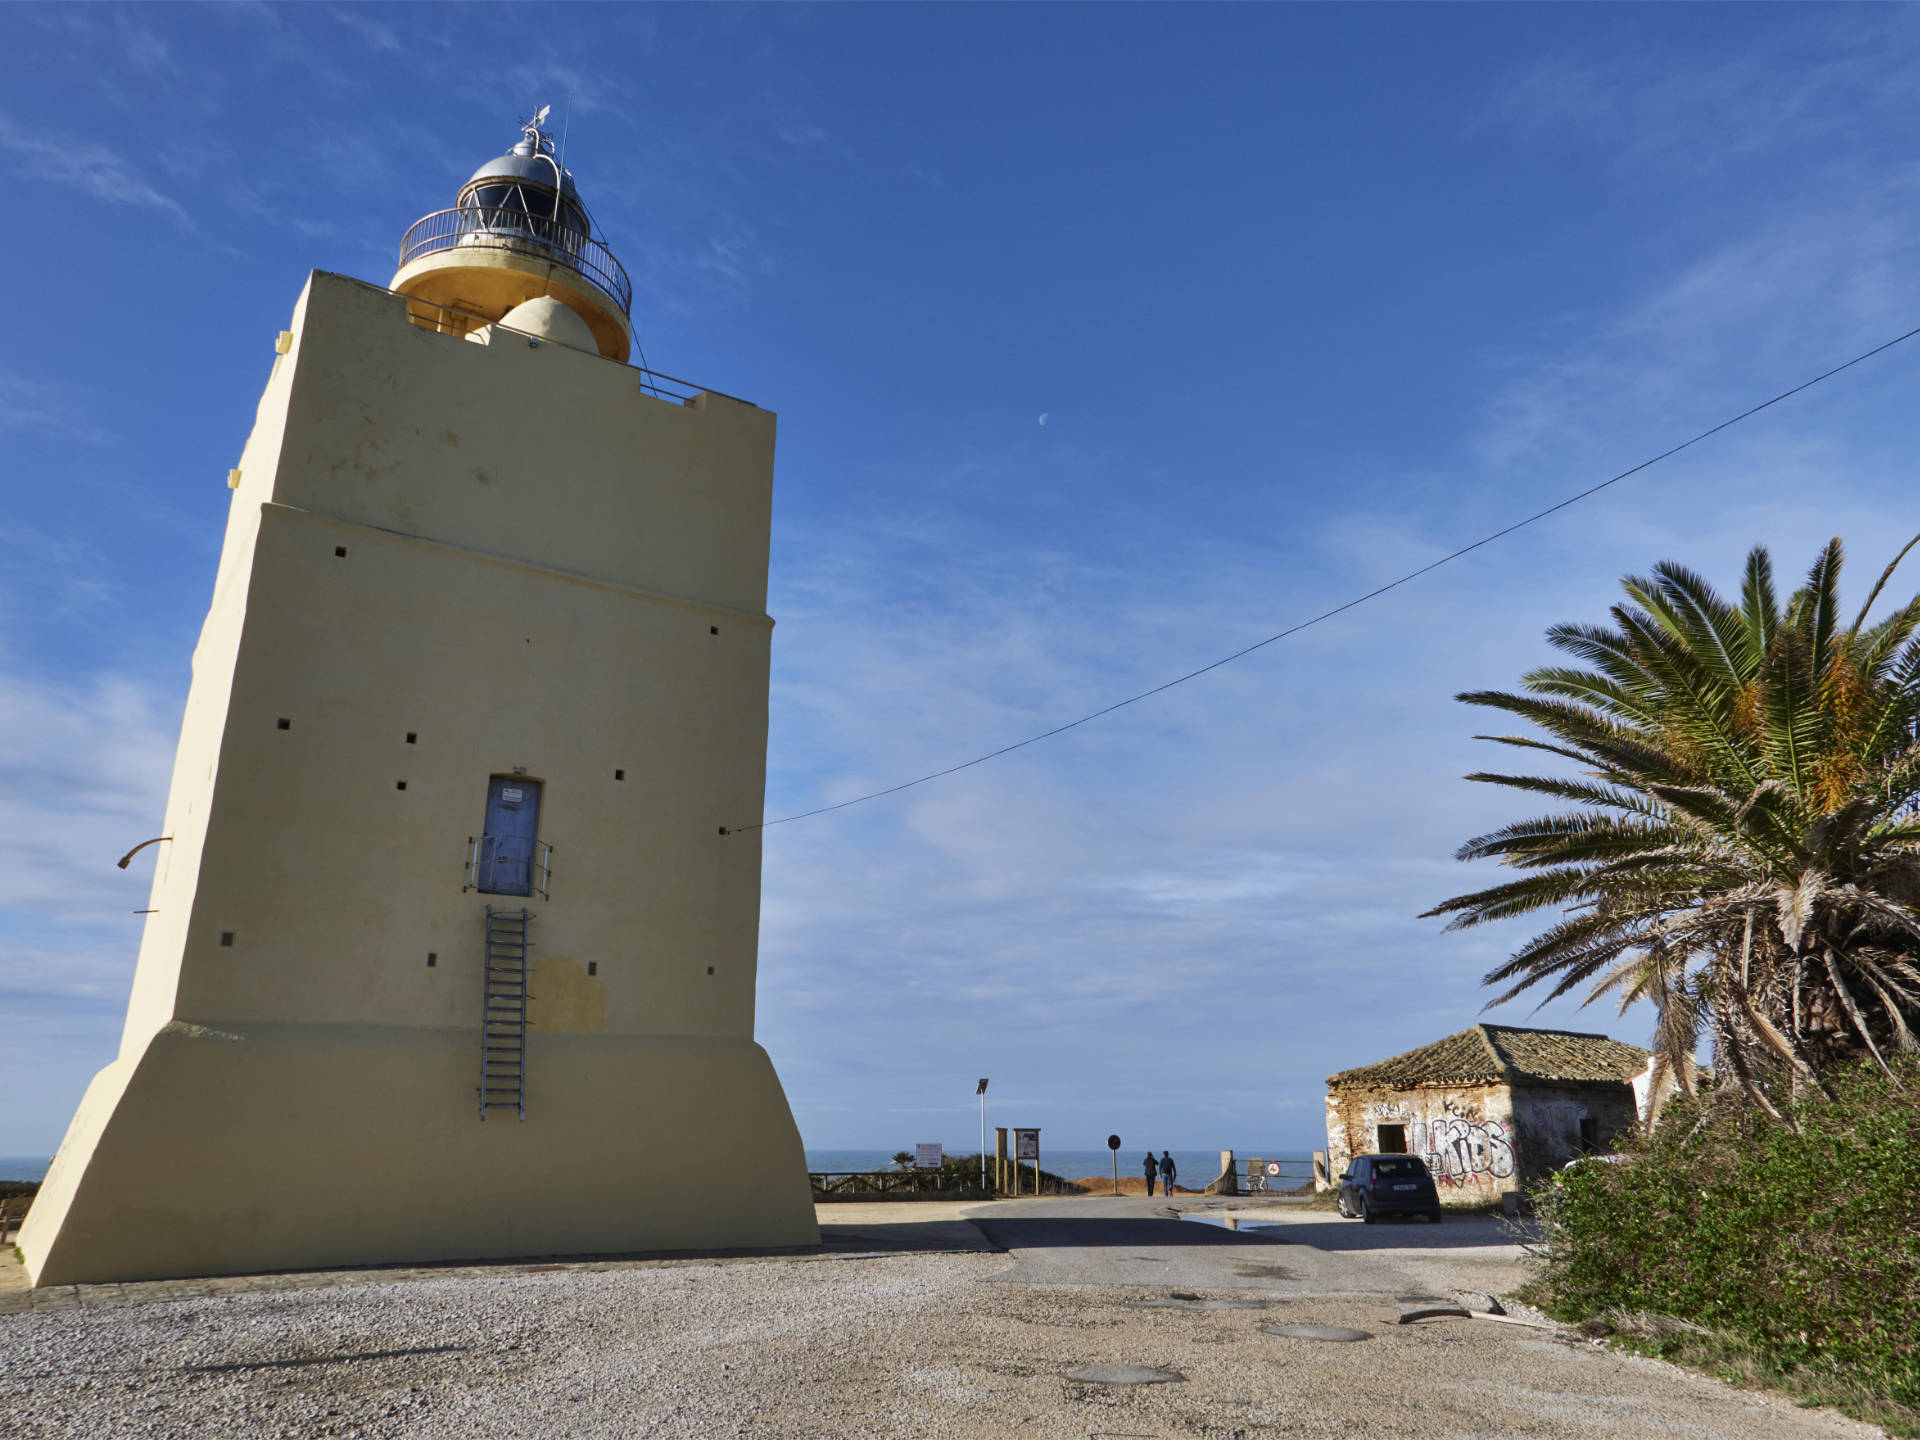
[392,109,635,363]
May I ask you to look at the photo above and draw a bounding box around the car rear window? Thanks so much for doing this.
[1373,1158,1428,1178]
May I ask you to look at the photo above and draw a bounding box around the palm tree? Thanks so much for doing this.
[1424,538,1920,1121]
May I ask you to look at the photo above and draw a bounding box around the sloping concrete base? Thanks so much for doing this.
[21,1020,817,1286]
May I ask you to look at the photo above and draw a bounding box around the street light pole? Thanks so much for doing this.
[976,1079,989,1192]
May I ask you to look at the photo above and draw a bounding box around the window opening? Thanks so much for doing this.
[1375,1123,1408,1154]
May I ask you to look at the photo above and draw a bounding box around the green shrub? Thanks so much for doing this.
[1530,1060,1920,1423]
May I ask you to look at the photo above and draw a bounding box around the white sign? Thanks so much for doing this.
[1014,1129,1039,1161]
[501,788,524,805]
[914,1143,943,1170]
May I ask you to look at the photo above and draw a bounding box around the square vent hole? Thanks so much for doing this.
[427,952,437,968]
[334,546,347,558]
[587,962,598,976]
[276,718,291,731]
[220,932,235,947]
[395,780,408,791]
[615,769,625,781]
[406,732,417,744]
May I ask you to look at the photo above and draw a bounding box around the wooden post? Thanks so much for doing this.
[994,1127,1008,1194]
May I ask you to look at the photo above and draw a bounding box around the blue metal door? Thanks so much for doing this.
[477,777,542,896]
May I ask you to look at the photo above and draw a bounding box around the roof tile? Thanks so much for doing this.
[1327,1024,1648,1089]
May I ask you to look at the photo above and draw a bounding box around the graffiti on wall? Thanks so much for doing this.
[1360,1096,1513,1186]
[1418,1105,1514,1184]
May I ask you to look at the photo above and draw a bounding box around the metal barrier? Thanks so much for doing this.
[398,205,632,315]
[352,275,748,408]
[1238,1156,1318,1194]
[463,834,552,900]
[811,1170,976,1197]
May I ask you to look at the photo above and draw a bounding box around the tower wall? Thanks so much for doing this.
[21,273,817,1284]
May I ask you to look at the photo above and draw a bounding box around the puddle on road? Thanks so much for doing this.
[1129,1294,1280,1311]
[1178,1213,1292,1235]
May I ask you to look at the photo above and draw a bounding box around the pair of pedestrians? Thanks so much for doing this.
[1140,1150,1178,1196]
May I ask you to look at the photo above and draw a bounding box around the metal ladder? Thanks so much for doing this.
[480,906,533,1120]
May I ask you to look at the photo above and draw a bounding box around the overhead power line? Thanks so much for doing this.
[730,322,1920,835]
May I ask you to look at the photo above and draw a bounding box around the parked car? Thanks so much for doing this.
[1336,1154,1442,1224]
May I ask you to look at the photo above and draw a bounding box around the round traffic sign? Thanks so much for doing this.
[1265,1161,1281,1177]
[1107,1134,1122,1150]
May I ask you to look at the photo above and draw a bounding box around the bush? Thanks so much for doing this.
[1530,1060,1920,1425]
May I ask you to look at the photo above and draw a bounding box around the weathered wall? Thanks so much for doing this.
[1323,1079,1640,1197]
[1324,1084,1517,1199]
[1509,1082,1637,1180]
[22,272,816,1285]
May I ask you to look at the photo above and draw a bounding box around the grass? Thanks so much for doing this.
[1525,1059,1920,1435]
[1573,1310,1920,1437]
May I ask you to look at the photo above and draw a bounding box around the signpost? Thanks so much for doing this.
[1014,1128,1040,1195]
[1107,1134,1121,1196]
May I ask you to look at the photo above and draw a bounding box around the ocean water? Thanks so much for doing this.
[0,1149,1317,1189]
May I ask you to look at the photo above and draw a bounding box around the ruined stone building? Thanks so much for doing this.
[1322,1024,1650,1200]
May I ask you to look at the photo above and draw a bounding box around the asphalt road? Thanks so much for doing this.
[966,1195,1535,1302]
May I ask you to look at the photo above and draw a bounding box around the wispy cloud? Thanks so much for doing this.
[0,114,190,226]
[0,664,177,1147]
[1482,13,1920,177]
[1470,170,1920,477]
[777,119,827,149]
[0,372,110,447]
[330,7,401,54]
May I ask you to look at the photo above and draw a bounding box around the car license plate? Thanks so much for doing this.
[1393,1183,1416,1191]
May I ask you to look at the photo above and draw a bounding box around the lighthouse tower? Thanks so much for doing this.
[20,116,818,1284]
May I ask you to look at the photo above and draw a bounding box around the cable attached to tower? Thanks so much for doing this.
[727,321,1920,835]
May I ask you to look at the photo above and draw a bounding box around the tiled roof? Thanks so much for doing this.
[1327,1024,1649,1089]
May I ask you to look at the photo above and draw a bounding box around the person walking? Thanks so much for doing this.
[1160,1150,1178,1195]
[1141,1151,1159,1196]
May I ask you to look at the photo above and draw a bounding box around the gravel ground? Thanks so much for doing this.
[0,1241,1884,1439]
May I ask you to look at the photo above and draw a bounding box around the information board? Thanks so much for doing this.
[914,1143,943,1169]
[1014,1129,1039,1161]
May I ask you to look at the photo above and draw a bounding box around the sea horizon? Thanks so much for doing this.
[0,1147,1319,1187]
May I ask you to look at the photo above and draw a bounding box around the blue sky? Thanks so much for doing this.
[6,3,1920,1158]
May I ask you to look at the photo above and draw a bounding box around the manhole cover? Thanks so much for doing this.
[1067,1366,1185,1386]
[1261,1323,1371,1343]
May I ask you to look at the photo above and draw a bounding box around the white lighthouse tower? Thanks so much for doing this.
[21,115,818,1284]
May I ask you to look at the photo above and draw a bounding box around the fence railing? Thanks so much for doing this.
[373,279,743,408]
[1237,1156,1319,1194]
[463,834,552,900]
[810,1170,983,1198]
[398,205,633,315]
